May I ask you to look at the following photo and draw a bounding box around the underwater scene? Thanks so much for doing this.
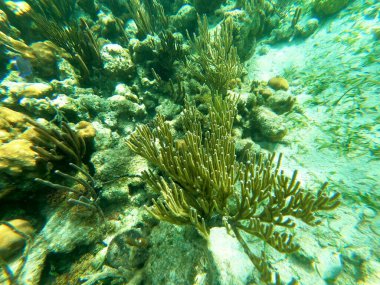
[0,0,379,284]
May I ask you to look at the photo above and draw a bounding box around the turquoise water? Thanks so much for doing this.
[0,1,379,284]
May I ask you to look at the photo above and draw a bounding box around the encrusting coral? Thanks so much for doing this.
[127,97,340,284]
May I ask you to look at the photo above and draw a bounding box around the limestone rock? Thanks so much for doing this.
[297,18,319,38]
[114,83,139,103]
[225,9,260,61]
[235,138,261,159]
[144,223,216,285]
[18,205,104,284]
[253,106,287,141]
[155,98,182,120]
[172,4,197,34]
[266,90,296,114]
[208,227,254,285]
[105,229,148,269]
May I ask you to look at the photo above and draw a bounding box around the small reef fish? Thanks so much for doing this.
[14,55,33,78]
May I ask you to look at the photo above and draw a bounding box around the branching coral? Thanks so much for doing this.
[187,16,243,97]
[127,97,340,283]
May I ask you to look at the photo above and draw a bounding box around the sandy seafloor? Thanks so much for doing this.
[245,2,380,284]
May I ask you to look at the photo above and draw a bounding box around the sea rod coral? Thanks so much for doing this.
[127,97,340,284]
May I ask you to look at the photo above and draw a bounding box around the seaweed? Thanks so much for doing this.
[125,0,168,39]
[24,117,87,166]
[150,31,186,81]
[27,0,76,24]
[28,11,102,84]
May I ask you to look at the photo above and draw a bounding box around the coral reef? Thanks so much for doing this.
[253,105,288,141]
[125,0,168,39]
[1,0,372,284]
[100,44,135,79]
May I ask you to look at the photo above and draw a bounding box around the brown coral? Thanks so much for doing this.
[268,76,289,91]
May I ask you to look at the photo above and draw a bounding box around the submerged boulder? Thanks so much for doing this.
[101,44,135,79]
[253,106,287,142]
[313,0,350,17]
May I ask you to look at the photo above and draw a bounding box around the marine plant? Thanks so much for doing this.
[187,16,243,97]
[25,117,87,166]
[27,116,104,222]
[127,97,340,284]
[27,0,76,24]
[29,12,102,84]
[150,31,186,81]
[192,0,226,14]
[106,0,127,17]
[125,0,168,39]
